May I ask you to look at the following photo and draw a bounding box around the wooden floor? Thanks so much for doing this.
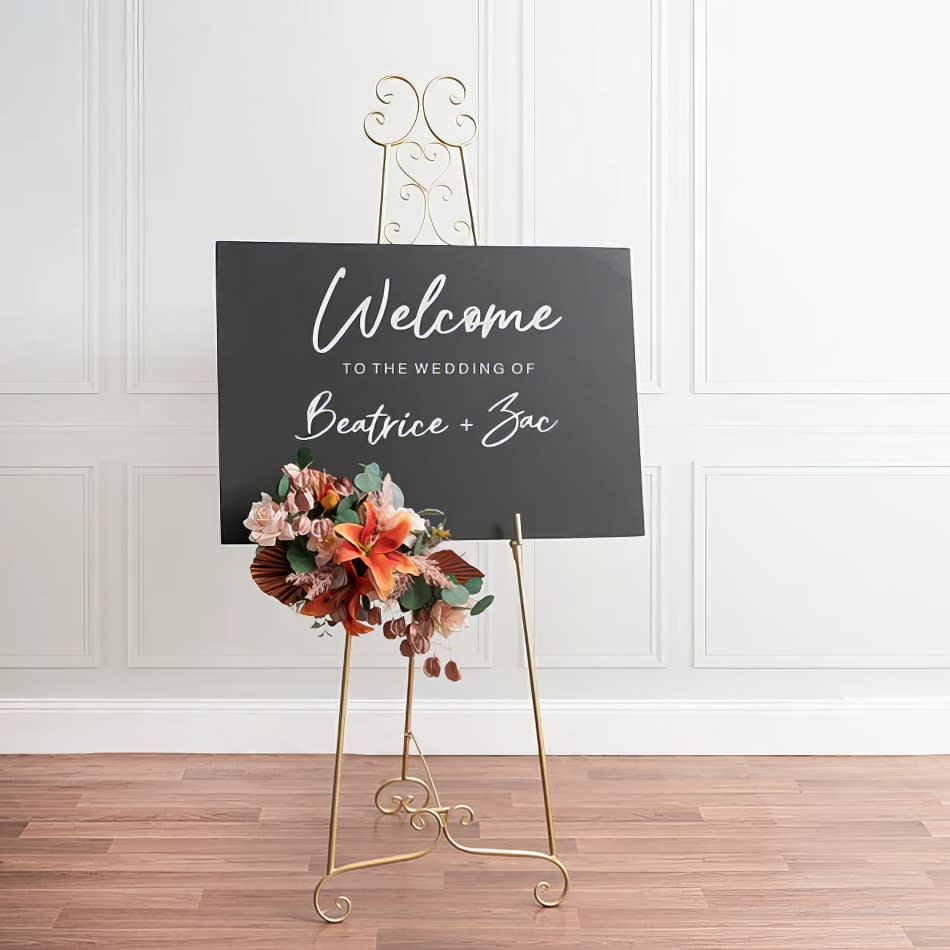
[2,755,950,949]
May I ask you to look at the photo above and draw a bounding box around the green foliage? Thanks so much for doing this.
[354,462,383,494]
[335,508,360,525]
[441,583,470,606]
[276,473,289,501]
[470,594,494,616]
[463,576,483,595]
[399,576,432,611]
[354,471,381,493]
[297,448,312,469]
[286,542,316,575]
[337,492,358,513]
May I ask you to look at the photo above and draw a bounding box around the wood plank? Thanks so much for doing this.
[0,753,949,946]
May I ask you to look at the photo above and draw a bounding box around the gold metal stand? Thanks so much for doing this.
[311,78,569,923]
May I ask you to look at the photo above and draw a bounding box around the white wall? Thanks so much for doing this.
[3,0,950,753]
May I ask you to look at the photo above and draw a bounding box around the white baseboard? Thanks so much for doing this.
[3,698,950,754]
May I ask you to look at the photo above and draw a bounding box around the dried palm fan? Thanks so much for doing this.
[249,544,299,606]
[429,548,483,582]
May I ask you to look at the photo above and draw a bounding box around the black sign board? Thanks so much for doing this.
[215,242,643,542]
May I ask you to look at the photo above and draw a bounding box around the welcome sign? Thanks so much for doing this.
[216,242,643,542]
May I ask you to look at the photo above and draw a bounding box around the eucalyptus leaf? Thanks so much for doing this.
[337,492,358,513]
[286,545,316,575]
[365,462,382,478]
[442,584,470,606]
[277,473,290,500]
[335,508,360,525]
[399,576,432,611]
[470,594,494,616]
[354,471,381,493]
[390,481,405,510]
[463,576,483,595]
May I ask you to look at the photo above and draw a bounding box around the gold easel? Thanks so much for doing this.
[312,76,568,924]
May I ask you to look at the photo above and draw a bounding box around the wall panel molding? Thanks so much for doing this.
[692,0,950,394]
[125,0,489,393]
[522,0,661,392]
[0,0,99,393]
[533,466,661,668]
[0,466,98,667]
[694,463,950,668]
[124,0,208,394]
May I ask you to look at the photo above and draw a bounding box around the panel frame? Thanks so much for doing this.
[0,0,100,394]
[693,462,950,668]
[692,0,950,395]
[522,0,662,393]
[0,465,99,667]
[124,0,490,393]
[529,466,661,669]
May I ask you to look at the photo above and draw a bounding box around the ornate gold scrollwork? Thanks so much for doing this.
[363,75,419,146]
[373,774,432,815]
[365,75,477,246]
[368,739,569,910]
[312,807,443,924]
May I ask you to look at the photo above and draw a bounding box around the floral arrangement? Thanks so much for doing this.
[244,450,493,681]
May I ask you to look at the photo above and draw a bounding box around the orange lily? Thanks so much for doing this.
[333,501,419,599]
[300,570,375,635]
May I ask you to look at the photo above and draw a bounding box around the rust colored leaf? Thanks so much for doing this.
[429,549,483,583]
[249,545,299,606]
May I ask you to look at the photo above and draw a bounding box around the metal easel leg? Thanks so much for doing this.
[314,633,445,924]
[510,512,559,858]
[427,512,569,908]
[401,652,414,780]
[313,631,353,923]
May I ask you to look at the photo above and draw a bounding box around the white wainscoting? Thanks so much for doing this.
[694,464,950,668]
[125,0,485,393]
[523,0,661,392]
[531,468,661,668]
[3,0,950,754]
[0,0,98,393]
[694,0,950,393]
[0,466,98,667]
[5,698,950,755]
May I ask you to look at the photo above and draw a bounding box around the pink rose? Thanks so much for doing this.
[244,493,294,546]
[430,599,470,637]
